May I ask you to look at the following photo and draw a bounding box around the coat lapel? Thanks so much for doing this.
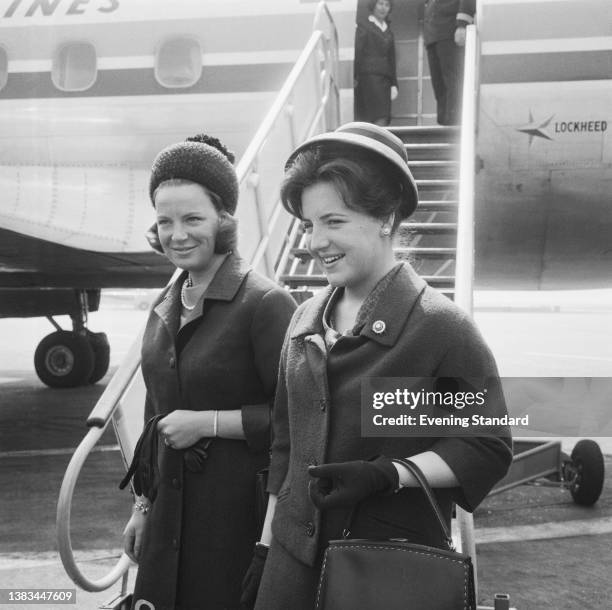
[152,274,183,339]
[289,264,426,347]
[359,263,426,346]
[152,253,250,337]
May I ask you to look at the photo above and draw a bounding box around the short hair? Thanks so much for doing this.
[281,145,404,233]
[153,178,237,254]
[368,0,393,15]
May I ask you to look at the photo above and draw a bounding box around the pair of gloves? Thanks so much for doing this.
[239,456,399,608]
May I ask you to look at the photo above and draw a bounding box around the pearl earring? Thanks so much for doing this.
[381,227,391,236]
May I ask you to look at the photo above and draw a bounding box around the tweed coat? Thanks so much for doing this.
[267,263,512,568]
[131,253,296,610]
[424,0,476,45]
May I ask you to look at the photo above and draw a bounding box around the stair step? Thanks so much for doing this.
[280,274,456,289]
[404,143,458,161]
[290,247,456,261]
[390,125,460,145]
[394,247,456,258]
[400,222,457,235]
[418,200,458,213]
[416,178,458,188]
[409,160,459,180]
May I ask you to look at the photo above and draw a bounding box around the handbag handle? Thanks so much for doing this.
[342,458,455,551]
[392,458,454,551]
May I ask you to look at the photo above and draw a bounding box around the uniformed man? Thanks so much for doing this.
[424,0,475,125]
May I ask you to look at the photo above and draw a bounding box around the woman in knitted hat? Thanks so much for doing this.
[121,134,296,609]
[240,123,512,609]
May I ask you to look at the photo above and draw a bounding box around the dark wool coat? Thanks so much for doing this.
[267,264,512,568]
[354,18,398,123]
[131,253,296,610]
[424,0,476,45]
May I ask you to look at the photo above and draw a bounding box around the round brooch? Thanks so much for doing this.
[372,320,386,334]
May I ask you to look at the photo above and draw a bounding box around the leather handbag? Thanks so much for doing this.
[315,459,476,610]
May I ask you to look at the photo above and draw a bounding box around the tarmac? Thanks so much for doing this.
[0,292,611,609]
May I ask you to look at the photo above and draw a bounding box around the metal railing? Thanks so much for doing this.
[452,19,482,593]
[56,1,339,594]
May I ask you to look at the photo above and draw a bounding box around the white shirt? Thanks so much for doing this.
[368,14,388,32]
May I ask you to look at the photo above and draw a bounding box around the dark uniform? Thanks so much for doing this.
[424,0,476,125]
[354,17,398,125]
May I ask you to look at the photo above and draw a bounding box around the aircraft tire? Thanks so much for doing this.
[34,331,95,388]
[568,439,604,506]
[86,331,111,384]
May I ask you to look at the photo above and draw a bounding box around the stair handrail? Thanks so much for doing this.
[57,1,340,593]
[453,19,481,588]
[454,24,479,317]
[239,1,340,274]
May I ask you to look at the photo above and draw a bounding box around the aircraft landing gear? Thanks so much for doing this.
[33,291,111,388]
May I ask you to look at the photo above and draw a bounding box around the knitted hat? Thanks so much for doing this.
[285,122,418,218]
[149,134,239,215]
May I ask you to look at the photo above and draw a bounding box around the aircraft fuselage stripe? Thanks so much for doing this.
[481,50,612,84]
[0,61,356,99]
[482,0,612,42]
[0,64,294,99]
[482,37,612,55]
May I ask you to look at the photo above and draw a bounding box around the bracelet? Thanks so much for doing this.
[213,410,219,437]
[134,500,150,515]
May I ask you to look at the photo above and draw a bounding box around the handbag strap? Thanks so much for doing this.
[342,458,455,551]
[392,458,454,550]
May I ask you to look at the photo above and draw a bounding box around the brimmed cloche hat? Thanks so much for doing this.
[285,122,418,218]
[149,134,239,215]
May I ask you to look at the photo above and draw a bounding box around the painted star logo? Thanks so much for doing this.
[517,112,555,145]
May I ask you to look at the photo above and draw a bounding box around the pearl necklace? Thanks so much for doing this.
[180,274,196,310]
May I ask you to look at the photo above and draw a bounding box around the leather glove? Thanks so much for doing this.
[119,414,164,503]
[240,542,268,609]
[308,456,399,510]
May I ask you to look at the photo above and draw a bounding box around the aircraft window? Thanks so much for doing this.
[52,42,97,92]
[0,47,7,91]
[155,38,202,88]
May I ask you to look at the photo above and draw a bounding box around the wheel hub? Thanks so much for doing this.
[45,345,75,376]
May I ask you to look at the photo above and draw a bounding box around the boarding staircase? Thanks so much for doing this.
[56,2,500,607]
[277,125,462,301]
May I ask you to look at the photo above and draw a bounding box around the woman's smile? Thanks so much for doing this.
[320,253,345,267]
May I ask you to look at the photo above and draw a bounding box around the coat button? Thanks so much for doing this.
[172,537,179,550]
[172,478,181,489]
[305,521,315,537]
[319,399,327,412]
[169,356,176,369]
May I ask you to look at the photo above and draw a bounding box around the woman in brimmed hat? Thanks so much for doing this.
[121,134,296,609]
[241,123,512,609]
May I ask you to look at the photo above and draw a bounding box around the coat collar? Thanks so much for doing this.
[368,14,388,32]
[152,252,250,331]
[290,263,426,347]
